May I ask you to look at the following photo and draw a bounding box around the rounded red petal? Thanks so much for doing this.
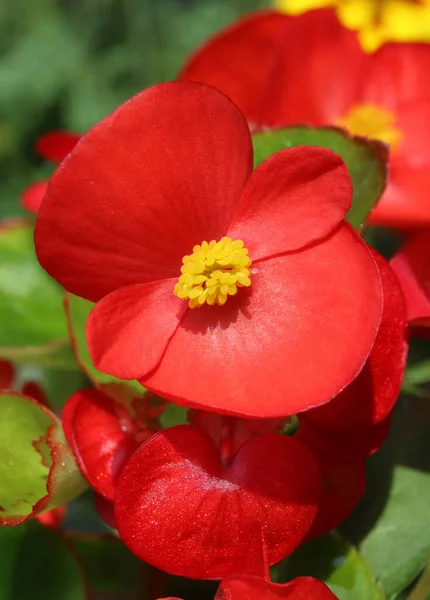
[21,181,49,214]
[115,425,322,579]
[141,224,382,417]
[228,147,351,259]
[390,231,430,324]
[35,131,81,163]
[179,10,364,128]
[299,250,407,435]
[35,82,253,302]
[216,576,337,600]
[87,280,186,380]
[63,389,138,500]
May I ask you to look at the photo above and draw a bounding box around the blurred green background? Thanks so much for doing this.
[0,0,268,220]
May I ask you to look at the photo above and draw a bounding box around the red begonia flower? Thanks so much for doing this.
[297,250,407,460]
[214,576,338,599]
[115,424,322,579]
[21,131,81,214]
[62,388,156,501]
[180,10,430,229]
[390,231,430,330]
[35,82,382,418]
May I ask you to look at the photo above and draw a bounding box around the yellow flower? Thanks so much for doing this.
[275,0,430,51]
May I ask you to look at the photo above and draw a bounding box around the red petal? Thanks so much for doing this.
[141,224,382,417]
[298,410,393,461]
[94,493,116,529]
[35,82,252,302]
[87,280,186,380]
[36,505,67,529]
[64,389,138,500]
[0,360,14,388]
[22,381,51,408]
[115,425,322,579]
[179,10,364,128]
[228,147,351,259]
[299,250,408,434]
[21,181,48,214]
[216,576,337,599]
[302,450,366,540]
[369,100,430,229]
[391,231,430,325]
[35,131,81,163]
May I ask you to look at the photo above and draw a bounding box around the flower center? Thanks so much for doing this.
[334,103,403,151]
[174,237,252,309]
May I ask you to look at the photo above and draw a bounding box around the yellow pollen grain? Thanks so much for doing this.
[334,103,403,151]
[174,236,252,309]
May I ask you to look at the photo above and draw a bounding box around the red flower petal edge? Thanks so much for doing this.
[215,575,338,599]
[298,249,407,448]
[115,425,322,579]
[390,231,430,328]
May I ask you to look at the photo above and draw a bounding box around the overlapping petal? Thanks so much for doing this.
[115,425,322,579]
[228,147,352,259]
[141,224,382,417]
[62,389,139,500]
[21,181,49,214]
[216,575,338,599]
[390,232,430,326]
[180,10,364,128]
[87,280,186,380]
[35,82,253,302]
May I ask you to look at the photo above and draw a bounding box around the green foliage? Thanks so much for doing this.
[0,521,86,600]
[342,397,430,600]
[0,392,86,523]
[273,532,385,600]
[252,126,388,229]
[0,220,75,368]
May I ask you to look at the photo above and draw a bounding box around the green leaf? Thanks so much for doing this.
[0,392,87,524]
[0,219,76,368]
[0,521,86,600]
[252,126,388,229]
[342,397,430,599]
[65,292,144,395]
[273,532,385,600]
[67,533,141,596]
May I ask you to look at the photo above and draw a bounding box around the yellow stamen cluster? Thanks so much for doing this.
[174,237,252,309]
[335,103,403,151]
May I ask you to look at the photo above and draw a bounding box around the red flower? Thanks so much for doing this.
[160,575,337,600]
[214,575,337,599]
[21,131,80,214]
[297,250,408,460]
[390,231,430,331]
[35,82,382,418]
[179,10,430,229]
[62,387,159,502]
[114,423,322,579]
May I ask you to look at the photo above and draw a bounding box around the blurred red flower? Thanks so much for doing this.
[180,10,430,229]
[35,81,382,418]
[21,131,80,213]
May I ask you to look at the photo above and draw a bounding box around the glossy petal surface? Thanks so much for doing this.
[216,575,338,599]
[115,425,322,579]
[35,82,253,302]
[142,224,382,417]
[63,389,138,500]
[228,147,351,259]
